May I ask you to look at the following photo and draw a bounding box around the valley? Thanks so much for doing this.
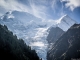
[0,11,79,60]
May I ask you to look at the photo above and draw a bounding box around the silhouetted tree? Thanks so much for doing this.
[0,24,40,60]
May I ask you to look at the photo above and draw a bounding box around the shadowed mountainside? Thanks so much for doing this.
[47,27,64,44]
[47,24,80,60]
[0,24,40,60]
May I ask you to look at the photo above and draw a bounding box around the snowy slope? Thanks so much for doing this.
[0,11,76,60]
[0,11,49,60]
[56,15,76,31]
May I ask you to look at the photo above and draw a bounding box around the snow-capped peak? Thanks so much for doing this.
[0,11,77,60]
[6,11,14,19]
[56,14,67,24]
[55,15,76,31]
[0,11,14,20]
[6,11,12,15]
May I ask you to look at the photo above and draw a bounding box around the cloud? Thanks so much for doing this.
[30,3,48,20]
[30,42,44,47]
[0,0,31,14]
[51,0,58,13]
[0,0,48,20]
[28,0,49,20]
[0,0,67,20]
[61,0,80,11]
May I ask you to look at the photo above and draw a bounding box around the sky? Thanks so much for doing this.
[0,0,80,23]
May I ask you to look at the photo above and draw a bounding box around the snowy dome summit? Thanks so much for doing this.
[0,11,76,60]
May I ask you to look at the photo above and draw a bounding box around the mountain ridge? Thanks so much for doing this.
[0,24,40,60]
[0,11,77,60]
[47,24,80,60]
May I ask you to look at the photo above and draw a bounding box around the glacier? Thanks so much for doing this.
[0,11,76,60]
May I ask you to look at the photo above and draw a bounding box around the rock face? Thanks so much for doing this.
[47,27,64,44]
[47,24,80,60]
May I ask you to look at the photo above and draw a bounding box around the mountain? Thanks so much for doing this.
[46,15,76,50]
[46,27,64,51]
[47,27,64,44]
[0,11,76,60]
[0,11,48,60]
[55,15,76,31]
[47,24,80,60]
[0,24,40,60]
[0,11,41,23]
